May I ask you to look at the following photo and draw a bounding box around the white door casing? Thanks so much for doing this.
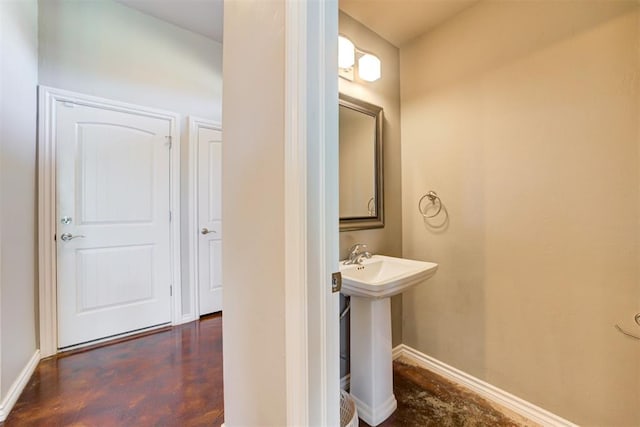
[38,87,182,357]
[284,0,340,425]
[56,102,173,348]
[188,118,223,316]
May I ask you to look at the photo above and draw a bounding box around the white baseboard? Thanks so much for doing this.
[0,350,40,421]
[393,344,577,427]
[340,373,350,390]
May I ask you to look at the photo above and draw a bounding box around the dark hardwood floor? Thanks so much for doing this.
[3,314,528,427]
[1,314,224,427]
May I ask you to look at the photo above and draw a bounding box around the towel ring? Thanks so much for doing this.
[418,191,442,218]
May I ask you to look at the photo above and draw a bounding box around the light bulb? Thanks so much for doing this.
[338,36,355,69]
[358,54,381,82]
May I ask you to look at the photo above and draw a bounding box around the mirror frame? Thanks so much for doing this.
[339,93,384,231]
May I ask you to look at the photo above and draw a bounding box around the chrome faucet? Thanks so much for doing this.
[344,243,372,265]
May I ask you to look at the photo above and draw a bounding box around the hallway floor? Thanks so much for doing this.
[1,314,224,426]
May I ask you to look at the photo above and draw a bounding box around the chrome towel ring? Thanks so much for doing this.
[418,191,442,218]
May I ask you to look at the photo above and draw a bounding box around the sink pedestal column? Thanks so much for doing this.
[350,296,396,426]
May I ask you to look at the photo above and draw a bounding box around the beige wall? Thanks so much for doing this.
[400,1,640,425]
[222,0,287,425]
[0,0,38,401]
[339,11,403,356]
[38,0,223,317]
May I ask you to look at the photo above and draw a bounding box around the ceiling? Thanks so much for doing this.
[340,0,479,47]
[116,0,224,43]
[114,0,477,48]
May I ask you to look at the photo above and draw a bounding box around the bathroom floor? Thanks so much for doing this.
[359,359,535,427]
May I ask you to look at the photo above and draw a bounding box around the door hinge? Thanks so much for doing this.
[170,285,173,296]
[166,135,172,149]
[169,211,172,222]
[331,271,342,293]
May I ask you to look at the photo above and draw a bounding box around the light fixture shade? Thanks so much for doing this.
[338,36,355,69]
[358,54,381,82]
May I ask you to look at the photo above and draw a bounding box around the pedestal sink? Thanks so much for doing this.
[340,255,438,426]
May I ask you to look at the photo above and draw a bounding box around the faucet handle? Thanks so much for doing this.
[344,244,372,265]
[348,243,367,254]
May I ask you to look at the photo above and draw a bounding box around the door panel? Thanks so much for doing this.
[207,140,222,221]
[78,124,154,224]
[198,126,223,315]
[76,245,154,312]
[56,101,172,348]
[207,239,222,292]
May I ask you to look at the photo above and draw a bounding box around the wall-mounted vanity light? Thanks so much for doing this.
[338,35,381,82]
[358,54,381,82]
[338,35,355,69]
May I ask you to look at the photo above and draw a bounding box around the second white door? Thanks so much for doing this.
[197,123,223,315]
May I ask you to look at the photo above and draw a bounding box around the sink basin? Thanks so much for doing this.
[340,255,438,298]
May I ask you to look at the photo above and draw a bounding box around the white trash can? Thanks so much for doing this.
[340,390,359,427]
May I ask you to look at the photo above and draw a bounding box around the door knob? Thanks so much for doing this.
[60,233,85,242]
[201,228,216,235]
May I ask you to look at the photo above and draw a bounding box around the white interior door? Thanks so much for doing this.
[56,101,173,348]
[197,125,223,315]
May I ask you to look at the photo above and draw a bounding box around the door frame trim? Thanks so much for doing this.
[284,0,339,424]
[186,116,222,321]
[284,0,309,422]
[37,86,183,358]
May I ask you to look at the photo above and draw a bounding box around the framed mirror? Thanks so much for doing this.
[339,93,383,231]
